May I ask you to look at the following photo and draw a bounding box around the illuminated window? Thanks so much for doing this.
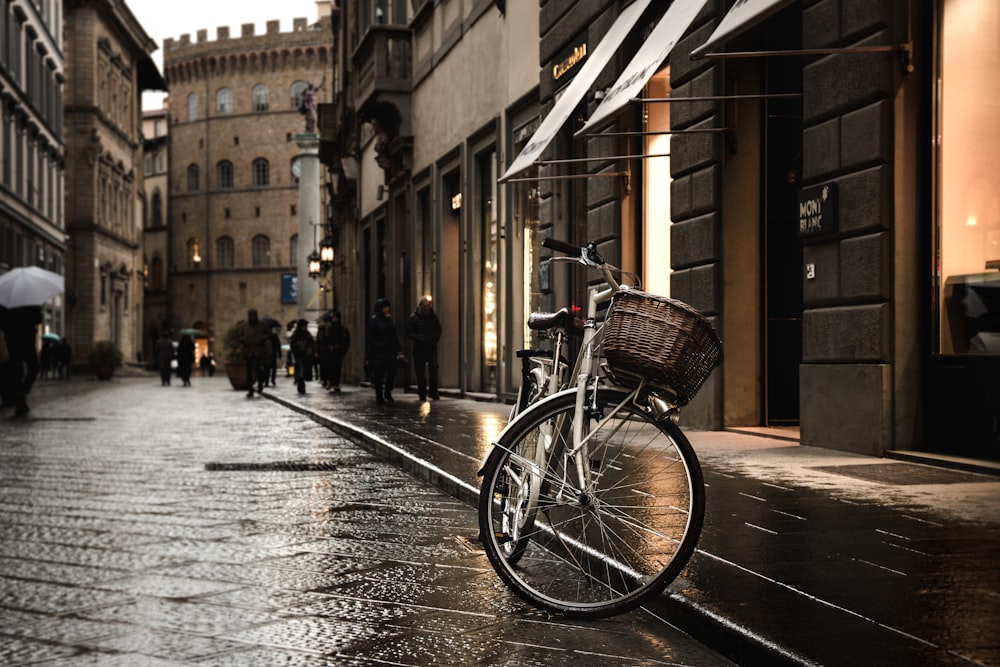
[935,0,1000,354]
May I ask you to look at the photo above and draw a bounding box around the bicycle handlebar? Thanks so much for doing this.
[542,237,605,266]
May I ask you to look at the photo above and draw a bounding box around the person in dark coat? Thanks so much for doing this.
[326,312,350,393]
[176,334,195,386]
[4,306,42,417]
[407,296,442,401]
[365,298,401,403]
[241,309,272,397]
[154,331,174,386]
[289,319,315,394]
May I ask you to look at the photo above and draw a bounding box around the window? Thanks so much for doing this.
[151,254,163,290]
[252,235,270,267]
[252,84,269,112]
[216,236,234,268]
[186,164,199,192]
[216,160,233,189]
[151,190,163,227]
[216,87,232,114]
[289,233,298,266]
[935,0,1000,355]
[252,158,269,187]
[187,93,199,122]
[187,238,202,267]
[290,80,308,110]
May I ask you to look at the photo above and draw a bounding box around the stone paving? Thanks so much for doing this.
[0,373,734,666]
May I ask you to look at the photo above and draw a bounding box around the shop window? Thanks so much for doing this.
[936,0,1000,354]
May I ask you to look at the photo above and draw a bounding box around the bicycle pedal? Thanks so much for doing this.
[494,532,513,545]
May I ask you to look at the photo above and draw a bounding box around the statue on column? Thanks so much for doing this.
[300,77,325,134]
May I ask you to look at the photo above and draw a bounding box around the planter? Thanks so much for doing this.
[225,362,249,390]
[94,363,116,381]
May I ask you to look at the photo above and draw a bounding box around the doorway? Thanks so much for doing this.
[761,20,803,425]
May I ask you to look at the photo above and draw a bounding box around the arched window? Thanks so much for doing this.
[290,80,308,110]
[252,84,269,112]
[252,158,269,188]
[216,236,234,269]
[216,87,232,114]
[252,235,270,267]
[151,189,163,227]
[151,254,164,290]
[187,238,201,268]
[186,164,199,192]
[216,160,233,190]
[289,233,298,267]
[187,93,199,122]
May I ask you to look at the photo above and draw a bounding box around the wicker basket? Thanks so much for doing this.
[603,289,722,405]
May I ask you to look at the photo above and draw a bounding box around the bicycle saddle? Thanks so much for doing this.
[527,308,584,336]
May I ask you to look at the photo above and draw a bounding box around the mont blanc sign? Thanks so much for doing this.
[797,183,838,237]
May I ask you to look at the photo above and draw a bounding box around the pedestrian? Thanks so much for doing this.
[176,334,195,387]
[199,351,216,377]
[56,338,71,379]
[3,305,42,417]
[325,311,350,393]
[154,330,174,386]
[240,308,272,397]
[407,295,442,401]
[365,297,401,403]
[289,319,315,394]
[268,327,282,387]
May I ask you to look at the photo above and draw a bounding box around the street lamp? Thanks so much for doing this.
[319,236,335,270]
[307,250,322,279]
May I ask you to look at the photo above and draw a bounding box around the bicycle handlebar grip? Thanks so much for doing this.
[542,237,581,256]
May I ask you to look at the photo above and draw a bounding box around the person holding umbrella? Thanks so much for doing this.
[0,267,64,417]
[1,305,43,417]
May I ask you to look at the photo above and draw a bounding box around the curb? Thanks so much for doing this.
[264,390,811,667]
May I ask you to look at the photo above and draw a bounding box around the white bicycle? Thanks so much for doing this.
[478,238,722,618]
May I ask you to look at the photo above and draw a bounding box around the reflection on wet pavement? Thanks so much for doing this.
[0,376,734,665]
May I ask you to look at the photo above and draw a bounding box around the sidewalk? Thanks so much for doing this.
[263,379,1000,667]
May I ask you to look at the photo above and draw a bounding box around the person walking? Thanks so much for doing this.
[3,305,42,417]
[154,331,174,386]
[289,319,316,395]
[176,334,195,387]
[268,328,282,387]
[325,312,350,393]
[240,309,272,397]
[365,298,401,403]
[407,296,442,401]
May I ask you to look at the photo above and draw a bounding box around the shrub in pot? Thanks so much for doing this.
[222,320,249,390]
[88,340,123,380]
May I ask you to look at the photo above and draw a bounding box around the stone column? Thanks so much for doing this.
[296,133,320,321]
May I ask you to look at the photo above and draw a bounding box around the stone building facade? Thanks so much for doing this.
[160,13,332,360]
[141,104,168,363]
[62,0,163,364]
[0,0,66,334]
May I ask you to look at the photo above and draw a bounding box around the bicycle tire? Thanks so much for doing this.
[478,387,705,618]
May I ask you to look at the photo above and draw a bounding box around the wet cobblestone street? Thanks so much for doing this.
[0,375,733,666]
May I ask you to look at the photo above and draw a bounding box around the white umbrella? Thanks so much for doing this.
[0,266,65,308]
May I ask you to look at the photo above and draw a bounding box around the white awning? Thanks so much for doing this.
[498,0,653,183]
[576,0,709,136]
[691,0,796,58]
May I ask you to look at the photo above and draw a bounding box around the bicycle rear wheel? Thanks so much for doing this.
[478,388,704,618]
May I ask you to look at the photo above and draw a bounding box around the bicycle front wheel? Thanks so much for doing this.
[478,388,705,618]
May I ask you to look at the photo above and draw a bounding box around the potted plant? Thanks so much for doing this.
[88,340,123,380]
[222,320,249,390]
